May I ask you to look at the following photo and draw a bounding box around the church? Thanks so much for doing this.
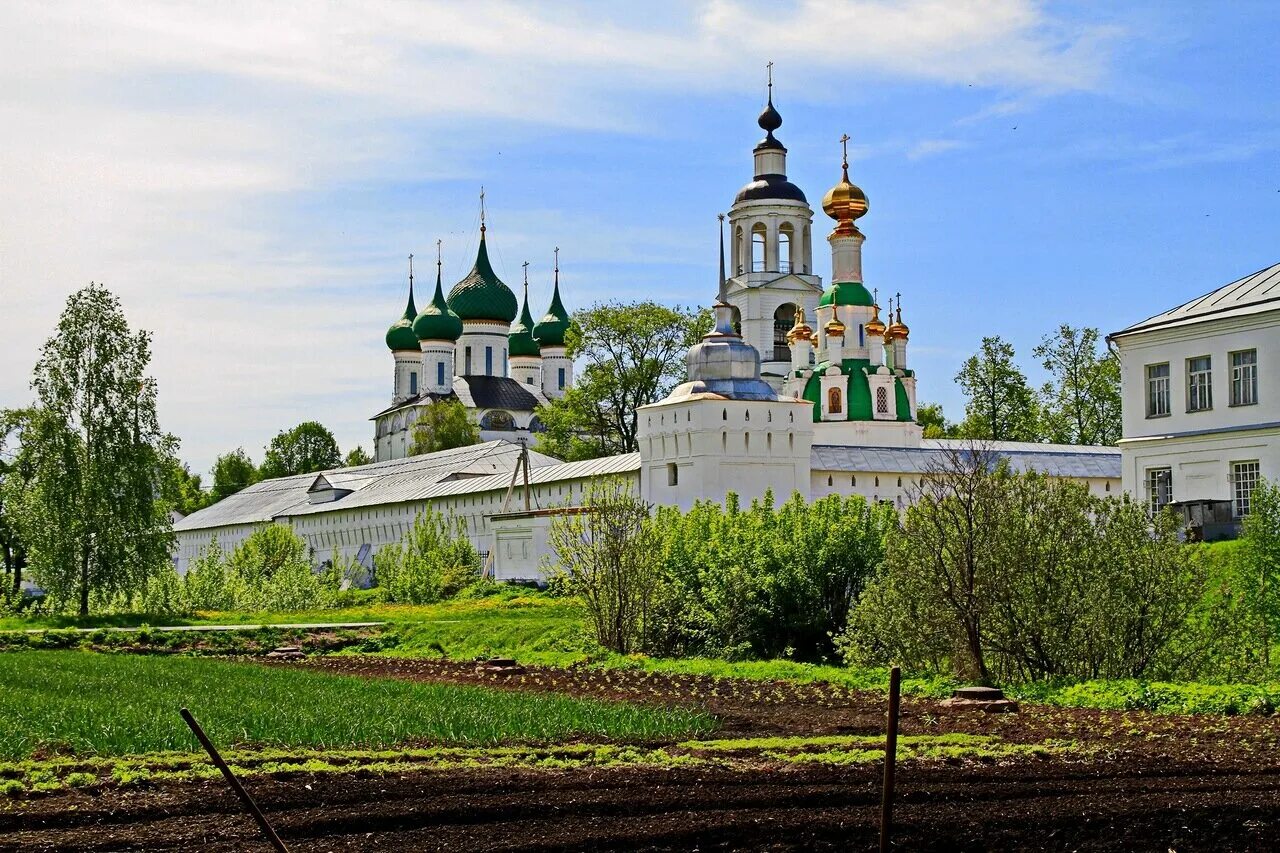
[174,82,1121,580]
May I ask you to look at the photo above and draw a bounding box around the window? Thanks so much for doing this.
[1231,350,1258,407]
[485,346,493,375]
[464,346,472,375]
[778,224,793,273]
[558,367,566,389]
[875,386,889,414]
[751,224,766,272]
[1187,356,1212,411]
[773,304,796,361]
[1232,461,1260,518]
[437,362,445,387]
[828,387,842,414]
[409,371,418,396]
[1146,363,1170,417]
[667,463,678,486]
[1146,467,1173,515]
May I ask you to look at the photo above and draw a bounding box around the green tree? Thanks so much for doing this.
[0,410,35,600]
[374,509,477,603]
[16,283,176,615]
[1238,480,1280,670]
[410,399,480,456]
[209,448,259,501]
[535,302,709,460]
[259,421,341,479]
[1033,324,1122,446]
[955,336,1040,442]
[344,446,373,467]
[163,460,211,516]
[916,402,955,439]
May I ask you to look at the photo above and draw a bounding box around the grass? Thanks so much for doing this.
[0,650,715,761]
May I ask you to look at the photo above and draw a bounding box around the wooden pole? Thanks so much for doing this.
[879,666,901,853]
[180,708,290,853]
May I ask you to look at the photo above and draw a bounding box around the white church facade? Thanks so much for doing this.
[174,84,1121,580]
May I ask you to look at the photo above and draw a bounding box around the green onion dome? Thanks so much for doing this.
[818,281,875,308]
[508,286,541,358]
[413,263,463,342]
[533,265,570,347]
[385,281,420,351]
[447,228,518,323]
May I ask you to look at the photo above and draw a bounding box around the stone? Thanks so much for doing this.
[476,657,526,676]
[941,685,1019,713]
[952,686,1006,701]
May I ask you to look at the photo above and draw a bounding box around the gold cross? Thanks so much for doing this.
[840,133,850,168]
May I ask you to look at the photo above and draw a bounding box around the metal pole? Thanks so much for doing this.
[879,666,901,853]
[180,708,290,853]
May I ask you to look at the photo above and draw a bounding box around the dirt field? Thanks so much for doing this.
[5,657,1280,851]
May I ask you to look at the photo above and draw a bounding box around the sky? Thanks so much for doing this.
[1,1,1278,478]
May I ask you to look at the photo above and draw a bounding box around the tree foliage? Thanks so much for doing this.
[373,509,478,604]
[344,446,374,467]
[915,402,956,439]
[535,302,709,460]
[0,410,35,601]
[181,525,335,612]
[842,444,1206,685]
[955,336,1040,442]
[14,283,176,615]
[209,448,259,502]
[259,421,341,479]
[1033,324,1122,446]
[163,460,212,517]
[410,399,480,457]
[1237,480,1280,670]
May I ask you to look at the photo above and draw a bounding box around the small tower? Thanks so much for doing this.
[413,241,463,394]
[508,262,543,387]
[449,190,518,377]
[534,248,573,399]
[786,305,813,376]
[386,255,421,402]
[865,291,886,368]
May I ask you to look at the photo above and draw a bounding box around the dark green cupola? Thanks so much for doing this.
[413,249,463,342]
[533,251,570,348]
[384,257,420,351]
[447,224,518,323]
[508,269,541,358]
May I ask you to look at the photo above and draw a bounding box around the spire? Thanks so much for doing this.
[757,61,783,140]
[404,253,417,318]
[712,214,737,336]
[479,186,486,234]
[533,246,570,347]
[385,252,421,351]
[509,259,541,358]
[412,239,463,342]
[717,213,727,303]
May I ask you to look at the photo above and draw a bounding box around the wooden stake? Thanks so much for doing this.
[180,708,289,853]
[880,666,901,853]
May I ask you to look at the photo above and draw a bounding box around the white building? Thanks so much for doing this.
[374,235,573,461]
[1109,262,1279,535]
[175,82,1121,581]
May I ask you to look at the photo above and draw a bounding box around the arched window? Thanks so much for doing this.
[730,305,742,335]
[779,223,794,272]
[828,387,843,414]
[876,385,889,414]
[479,410,514,431]
[734,226,744,275]
[773,303,797,361]
[529,416,546,433]
[751,223,767,272]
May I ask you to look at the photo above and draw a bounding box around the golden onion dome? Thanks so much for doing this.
[886,305,909,340]
[786,305,813,344]
[865,303,886,337]
[822,141,869,235]
[825,316,846,337]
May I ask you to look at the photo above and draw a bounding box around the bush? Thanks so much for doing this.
[374,510,478,604]
[179,525,335,612]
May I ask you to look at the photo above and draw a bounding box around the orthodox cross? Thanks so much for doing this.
[554,246,559,272]
[522,260,530,289]
[895,291,902,319]
[840,133,850,170]
[436,239,442,272]
[479,186,486,228]
[408,253,414,289]
[766,60,773,93]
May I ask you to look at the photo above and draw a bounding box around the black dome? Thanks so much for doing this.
[734,174,808,204]
[758,98,782,133]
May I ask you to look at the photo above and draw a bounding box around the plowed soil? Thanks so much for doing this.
[6,656,1280,851]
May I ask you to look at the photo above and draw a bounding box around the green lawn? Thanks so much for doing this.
[0,650,715,760]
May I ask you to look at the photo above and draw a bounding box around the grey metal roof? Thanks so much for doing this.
[175,441,561,531]
[1111,261,1280,339]
[812,441,1120,479]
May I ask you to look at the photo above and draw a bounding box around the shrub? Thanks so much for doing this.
[374,509,478,605]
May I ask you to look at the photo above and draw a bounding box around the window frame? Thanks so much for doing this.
[1231,460,1261,519]
[1145,362,1170,418]
[827,387,843,415]
[1146,466,1173,516]
[1230,349,1258,407]
[1186,355,1213,413]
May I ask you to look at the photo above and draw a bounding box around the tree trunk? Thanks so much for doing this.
[79,543,91,616]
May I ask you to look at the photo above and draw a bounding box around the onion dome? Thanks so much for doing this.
[756,96,784,151]
[533,253,570,347]
[385,259,420,351]
[865,302,886,338]
[886,302,910,340]
[825,316,846,338]
[786,305,813,344]
[413,251,463,342]
[508,273,542,358]
[818,281,875,308]
[822,141,869,235]
[447,226,518,323]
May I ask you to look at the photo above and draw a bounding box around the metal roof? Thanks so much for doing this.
[812,441,1120,479]
[1110,261,1280,339]
[175,441,560,531]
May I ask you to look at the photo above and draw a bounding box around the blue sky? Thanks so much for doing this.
[1,1,1277,476]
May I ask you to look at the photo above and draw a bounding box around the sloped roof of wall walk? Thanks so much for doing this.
[811,440,1121,479]
[174,441,561,532]
[1110,261,1280,339]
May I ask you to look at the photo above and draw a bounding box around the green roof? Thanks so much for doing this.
[413,265,463,342]
[385,283,420,351]
[508,288,541,358]
[533,268,570,347]
[818,281,875,308]
[447,231,518,323]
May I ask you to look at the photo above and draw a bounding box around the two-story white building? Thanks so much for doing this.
[1109,262,1279,535]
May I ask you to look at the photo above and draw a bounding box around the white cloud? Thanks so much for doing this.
[906,138,967,160]
[0,0,1117,473]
